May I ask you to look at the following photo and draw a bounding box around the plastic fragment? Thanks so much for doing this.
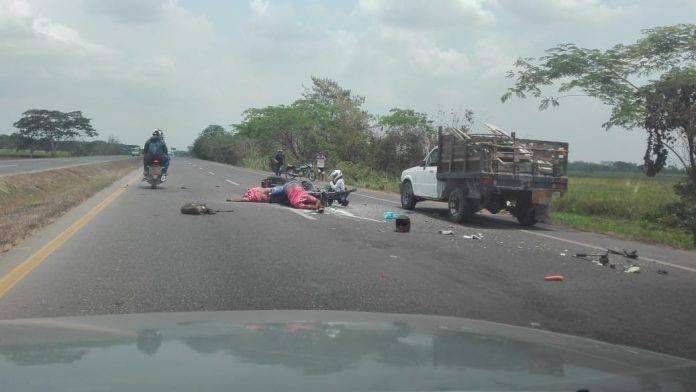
[624,265,641,274]
[544,275,564,282]
[438,230,454,235]
[384,211,396,221]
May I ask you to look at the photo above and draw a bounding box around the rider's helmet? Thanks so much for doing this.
[153,129,163,138]
[330,169,342,182]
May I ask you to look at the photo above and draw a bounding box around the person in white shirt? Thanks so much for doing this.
[328,169,345,192]
[315,151,327,181]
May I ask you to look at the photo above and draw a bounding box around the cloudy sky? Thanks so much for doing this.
[1,0,693,161]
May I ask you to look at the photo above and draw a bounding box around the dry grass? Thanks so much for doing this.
[0,158,139,252]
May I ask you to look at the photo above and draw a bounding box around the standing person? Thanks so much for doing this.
[315,151,327,181]
[272,149,284,176]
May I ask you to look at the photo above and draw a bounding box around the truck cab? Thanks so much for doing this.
[400,126,568,226]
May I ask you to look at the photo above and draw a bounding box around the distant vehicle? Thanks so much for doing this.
[400,124,568,226]
[283,162,315,181]
[145,157,165,188]
[2,310,693,391]
[130,147,141,156]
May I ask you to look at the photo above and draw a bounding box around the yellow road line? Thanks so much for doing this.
[0,173,140,299]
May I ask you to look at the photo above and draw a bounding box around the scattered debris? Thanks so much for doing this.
[560,250,568,256]
[438,230,454,235]
[624,265,641,274]
[180,186,188,189]
[389,254,398,259]
[530,322,541,328]
[657,269,668,275]
[544,275,564,282]
[608,248,638,259]
[384,211,396,221]
[215,185,220,188]
[463,234,483,240]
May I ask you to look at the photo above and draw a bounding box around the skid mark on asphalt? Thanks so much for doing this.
[521,229,696,274]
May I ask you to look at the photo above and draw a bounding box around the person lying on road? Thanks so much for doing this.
[228,183,324,212]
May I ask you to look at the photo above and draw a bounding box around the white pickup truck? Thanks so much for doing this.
[400,127,568,226]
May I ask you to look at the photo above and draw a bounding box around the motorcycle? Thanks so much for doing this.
[311,187,357,207]
[145,157,165,189]
[283,162,315,181]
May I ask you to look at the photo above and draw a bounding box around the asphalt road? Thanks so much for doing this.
[1,158,696,360]
[0,155,131,175]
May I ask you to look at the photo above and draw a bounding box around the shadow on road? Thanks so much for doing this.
[408,206,553,232]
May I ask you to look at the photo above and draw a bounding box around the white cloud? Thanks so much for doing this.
[249,0,269,17]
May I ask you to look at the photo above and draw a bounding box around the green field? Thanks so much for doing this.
[551,174,692,248]
[0,148,72,158]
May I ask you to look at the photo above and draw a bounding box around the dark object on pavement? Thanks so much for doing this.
[181,202,216,215]
[657,269,668,275]
[599,254,610,265]
[311,187,356,207]
[180,202,233,215]
[395,215,410,232]
[608,248,638,259]
[261,175,286,188]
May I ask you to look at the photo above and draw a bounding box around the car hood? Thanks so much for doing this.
[0,310,694,391]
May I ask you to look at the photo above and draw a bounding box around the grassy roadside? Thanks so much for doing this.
[0,158,139,253]
[0,148,72,159]
[549,212,692,249]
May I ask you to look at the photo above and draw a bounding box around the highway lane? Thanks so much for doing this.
[0,155,131,175]
[1,158,696,360]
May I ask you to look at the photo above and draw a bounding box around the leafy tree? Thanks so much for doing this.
[13,109,98,154]
[502,23,695,242]
[375,108,435,172]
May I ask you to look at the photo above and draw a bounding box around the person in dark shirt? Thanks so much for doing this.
[143,129,170,181]
[271,149,284,176]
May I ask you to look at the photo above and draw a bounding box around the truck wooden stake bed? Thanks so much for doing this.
[399,125,568,226]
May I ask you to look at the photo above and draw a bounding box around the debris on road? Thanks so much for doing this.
[180,202,233,215]
[181,202,216,215]
[438,230,454,235]
[560,250,568,256]
[395,215,411,232]
[608,248,638,259]
[180,186,188,189]
[624,265,641,274]
[384,211,396,221]
[657,269,668,275]
[463,234,483,240]
[530,322,541,328]
[544,275,565,282]
[389,254,398,259]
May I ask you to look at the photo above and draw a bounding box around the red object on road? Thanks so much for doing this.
[544,275,565,282]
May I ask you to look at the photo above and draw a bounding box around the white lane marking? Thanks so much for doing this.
[0,164,19,168]
[207,171,215,175]
[521,229,696,274]
[353,192,400,205]
[225,179,240,186]
[327,208,382,223]
[284,207,317,220]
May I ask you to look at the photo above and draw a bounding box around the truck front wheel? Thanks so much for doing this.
[400,181,417,210]
[448,188,474,223]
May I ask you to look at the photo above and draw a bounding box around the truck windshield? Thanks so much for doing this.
[425,148,439,166]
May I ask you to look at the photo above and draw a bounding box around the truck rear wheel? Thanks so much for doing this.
[400,181,417,210]
[516,205,537,226]
[448,188,474,223]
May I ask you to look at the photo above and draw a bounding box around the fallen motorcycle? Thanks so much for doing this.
[311,187,357,207]
[283,162,315,181]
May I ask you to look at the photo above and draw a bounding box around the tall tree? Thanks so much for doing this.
[13,110,98,154]
[502,23,696,242]
[375,108,435,172]
[501,24,695,175]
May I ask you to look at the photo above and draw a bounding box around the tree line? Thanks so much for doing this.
[191,76,437,177]
[2,109,137,156]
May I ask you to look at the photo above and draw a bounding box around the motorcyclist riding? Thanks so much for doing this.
[143,129,170,182]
